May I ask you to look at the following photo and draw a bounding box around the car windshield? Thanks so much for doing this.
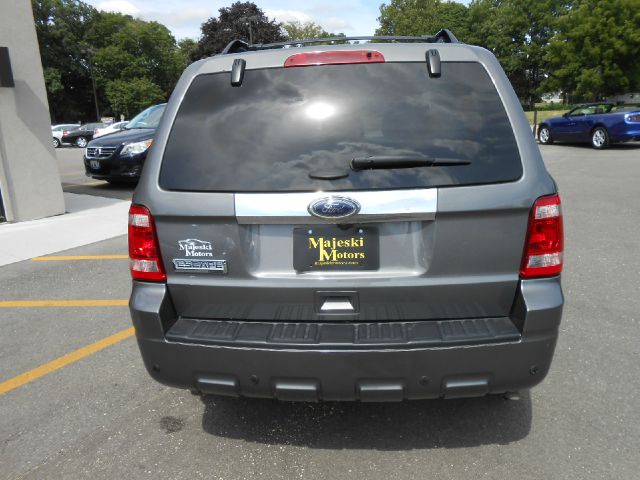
[126,104,166,129]
[570,104,613,115]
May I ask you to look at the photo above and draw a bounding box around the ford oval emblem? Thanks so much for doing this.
[308,196,361,219]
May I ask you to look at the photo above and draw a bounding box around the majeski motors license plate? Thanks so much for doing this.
[293,226,379,272]
[90,160,100,169]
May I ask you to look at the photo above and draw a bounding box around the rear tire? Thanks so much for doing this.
[75,136,88,148]
[52,137,60,148]
[538,126,553,145]
[591,127,609,149]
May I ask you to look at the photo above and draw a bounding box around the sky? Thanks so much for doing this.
[84,0,471,41]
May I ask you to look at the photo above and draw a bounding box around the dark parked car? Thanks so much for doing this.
[84,104,166,183]
[538,103,640,149]
[61,122,106,148]
[128,32,564,402]
[51,123,80,148]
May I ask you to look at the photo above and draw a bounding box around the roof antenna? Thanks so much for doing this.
[426,49,441,77]
[231,58,246,87]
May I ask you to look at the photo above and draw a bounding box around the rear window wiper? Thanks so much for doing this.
[351,156,470,171]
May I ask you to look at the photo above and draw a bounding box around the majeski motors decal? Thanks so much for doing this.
[178,238,213,257]
[174,238,226,273]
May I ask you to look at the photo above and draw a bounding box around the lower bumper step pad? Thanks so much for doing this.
[166,317,520,349]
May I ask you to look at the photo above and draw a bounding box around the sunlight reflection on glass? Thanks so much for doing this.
[305,102,336,121]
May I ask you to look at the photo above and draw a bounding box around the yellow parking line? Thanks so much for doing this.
[0,299,128,308]
[0,327,135,395]
[32,255,128,261]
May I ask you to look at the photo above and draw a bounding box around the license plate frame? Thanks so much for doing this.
[293,226,379,272]
[90,160,100,169]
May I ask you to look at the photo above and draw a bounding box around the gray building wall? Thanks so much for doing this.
[0,0,64,222]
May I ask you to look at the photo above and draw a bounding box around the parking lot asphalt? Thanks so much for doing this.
[2,143,639,479]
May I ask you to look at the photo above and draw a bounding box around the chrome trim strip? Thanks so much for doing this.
[235,189,437,224]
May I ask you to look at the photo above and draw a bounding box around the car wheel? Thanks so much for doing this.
[76,136,88,148]
[52,137,60,148]
[538,126,553,145]
[591,127,609,149]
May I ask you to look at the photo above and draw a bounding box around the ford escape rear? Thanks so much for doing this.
[129,31,564,402]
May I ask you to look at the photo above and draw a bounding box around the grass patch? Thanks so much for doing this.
[524,110,568,125]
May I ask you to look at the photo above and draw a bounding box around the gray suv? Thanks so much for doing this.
[128,30,564,402]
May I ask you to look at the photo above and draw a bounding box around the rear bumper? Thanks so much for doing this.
[611,127,640,143]
[130,278,563,401]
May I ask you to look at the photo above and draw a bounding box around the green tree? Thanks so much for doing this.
[374,0,576,106]
[178,38,198,66]
[376,0,469,39]
[105,78,165,119]
[93,18,185,94]
[543,0,640,101]
[192,2,285,59]
[282,21,344,40]
[43,67,64,96]
[84,10,130,49]
[32,0,99,121]
[33,1,187,122]
[88,14,184,119]
[466,0,572,107]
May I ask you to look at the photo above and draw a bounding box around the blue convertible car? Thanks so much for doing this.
[538,103,640,149]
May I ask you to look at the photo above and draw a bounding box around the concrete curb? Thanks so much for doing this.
[0,193,129,266]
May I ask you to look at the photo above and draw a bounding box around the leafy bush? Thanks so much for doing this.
[534,102,577,111]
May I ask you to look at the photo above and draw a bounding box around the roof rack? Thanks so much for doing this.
[221,29,459,55]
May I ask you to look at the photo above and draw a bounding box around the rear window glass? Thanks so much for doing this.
[160,61,522,192]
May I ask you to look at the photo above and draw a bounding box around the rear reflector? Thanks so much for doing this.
[128,204,166,282]
[520,194,564,278]
[284,50,385,68]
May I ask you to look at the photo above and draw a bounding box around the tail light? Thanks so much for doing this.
[520,194,564,278]
[284,50,385,68]
[128,204,166,282]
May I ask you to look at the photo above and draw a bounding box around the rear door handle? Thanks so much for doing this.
[320,298,354,312]
[315,291,359,314]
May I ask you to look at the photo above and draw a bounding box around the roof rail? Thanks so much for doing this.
[220,29,459,55]
[221,39,251,55]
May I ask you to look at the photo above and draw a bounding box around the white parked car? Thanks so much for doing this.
[51,123,80,148]
[93,121,128,139]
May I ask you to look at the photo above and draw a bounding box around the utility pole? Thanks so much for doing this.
[239,15,260,45]
[85,47,100,121]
